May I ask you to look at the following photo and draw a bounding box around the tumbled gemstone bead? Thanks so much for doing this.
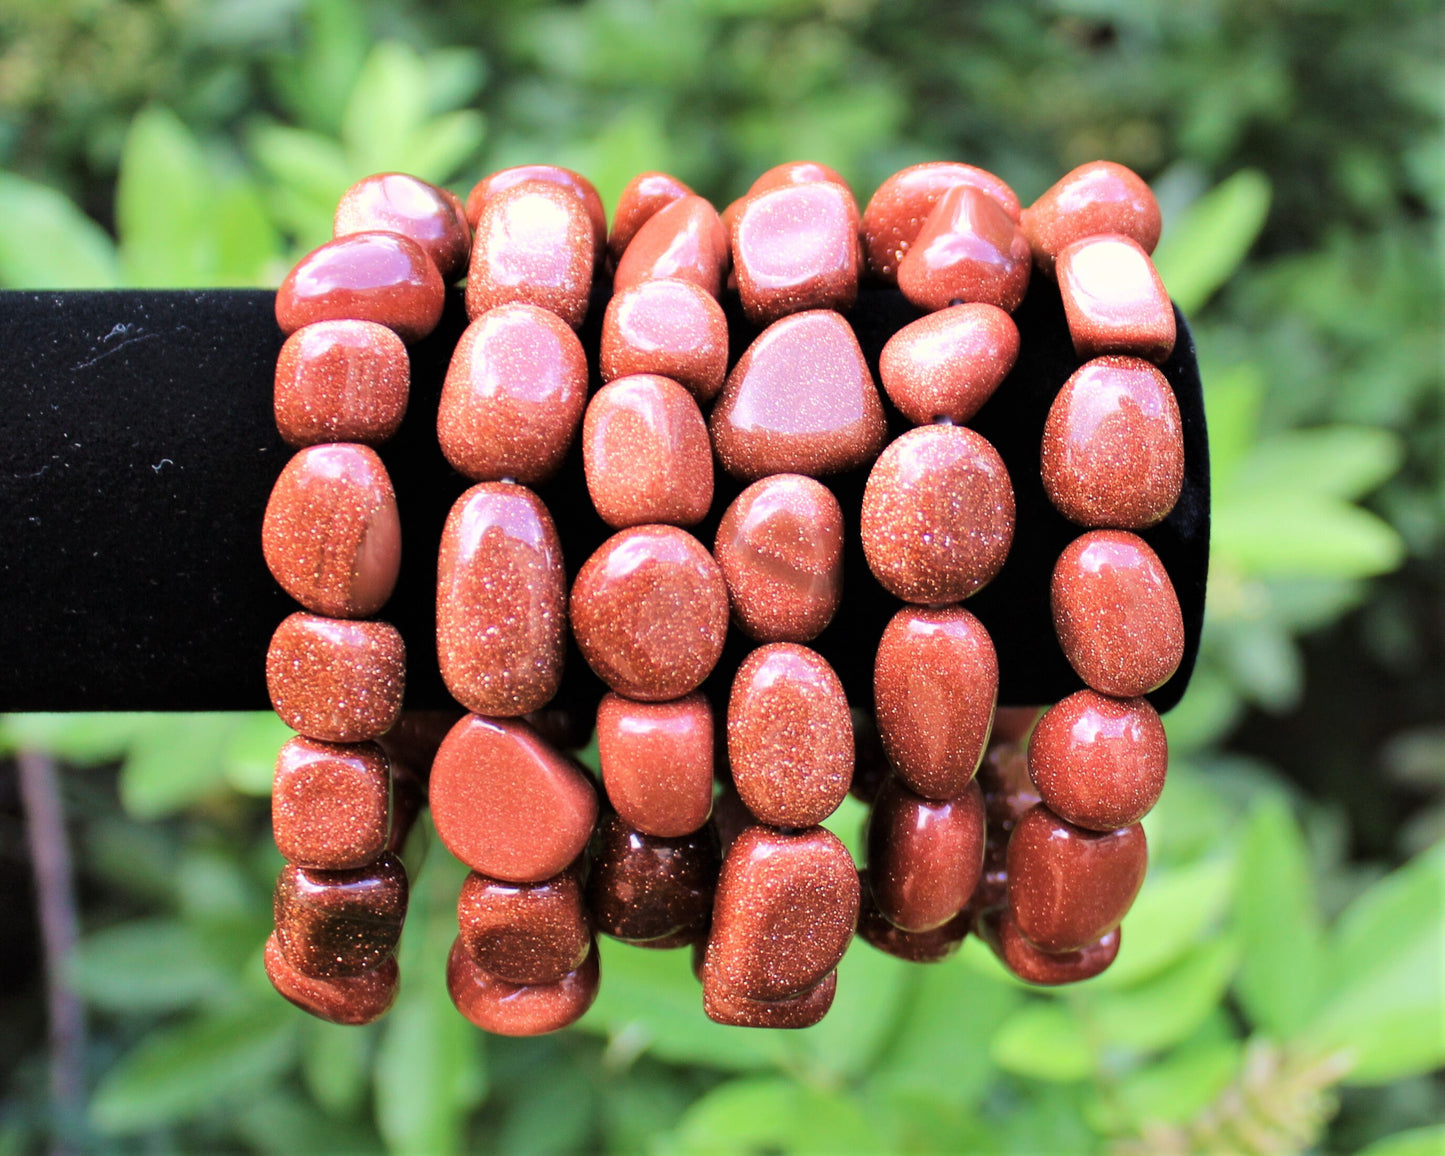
[596,692,713,837]
[266,613,404,743]
[608,171,693,264]
[704,825,859,1001]
[709,782,753,859]
[897,185,1032,313]
[983,908,1121,986]
[334,172,471,282]
[437,304,588,484]
[1029,690,1167,831]
[276,232,445,344]
[436,483,566,717]
[465,165,606,265]
[612,195,728,299]
[1041,356,1184,529]
[861,425,1015,604]
[861,162,1022,281]
[272,737,391,870]
[582,374,713,528]
[274,321,409,448]
[1056,234,1175,363]
[728,644,853,827]
[1023,161,1161,277]
[873,606,998,800]
[703,968,837,1029]
[879,303,1019,426]
[466,179,595,328]
[1007,804,1146,954]
[749,160,851,194]
[570,526,729,701]
[273,852,407,977]
[264,932,398,1025]
[587,813,720,945]
[1052,530,1184,697]
[857,870,971,963]
[457,868,590,986]
[446,936,599,1036]
[709,310,887,480]
[429,714,598,882]
[731,181,860,325]
[263,443,400,618]
[868,776,985,933]
[600,278,728,403]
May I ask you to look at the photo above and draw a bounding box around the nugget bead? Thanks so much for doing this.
[1057,233,1175,363]
[265,934,398,1025]
[274,321,409,447]
[446,936,599,1036]
[608,171,693,262]
[897,184,1032,313]
[272,737,391,870]
[334,172,471,281]
[600,278,729,402]
[1023,160,1161,277]
[861,162,1022,280]
[266,613,404,742]
[596,693,714,837]
[981,908,1121,985]
[465,165,606,264]
[586,814,720,945]
[612,195,728,299]
[466,179,595,328]
[879,303,1019,425]
[273,853,408,977]
[702,969,837,1029]
[857,869,972,963]
[868,776,985,933]
[276,232,445,344]
[456,869,591,986]
[732,181,860,324]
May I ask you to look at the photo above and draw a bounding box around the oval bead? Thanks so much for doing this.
[438,304,588,484]
[1056,233,1175,363]
[897,184,1032,313]
[861,425,1015,604]
[582,374,713,528]
[265,933,398,1025]
[1052,530,1184,697]
[429,715,598,883]
[857,869,972,963]
[867,776,985,933]
[587,813,720,945]
[272,737,391,870]
[703,825,859,1001]
[874,605,998,800]
[446,936,599,1037]
[274,320,409,447]
[276,231,444,344]
[273,852,408,977]
[709,310,887,480]
[732,181,860,325]
[1007,805,1146,954]
[1041,356,1184,529]
[703,968,837,1030]
[466,179,595,328]
[262,443,401,618]
[978,907,1120,986]
[728,644,853,828]
[436,483,566,717]
[612,194,728,299]
[861,162,1022,281]
[600,278,729,403]
[713,474,843,643]
[1023,161,1161,277]
[879,303,1019,425]
[1028,690,1167,831]
[570,526,729,702]
[608,171,693,263]
[596,692,714,837]
[465,165,606,264]
[457,869,590,986]
[334,172,471,281]
[266,613,404,743]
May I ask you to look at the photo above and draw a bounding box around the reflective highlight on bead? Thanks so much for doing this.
[266,613,405,743]
[597,693,714,837]
[274,321,409,448]
[879,304,1019,426]
[446,936,599,1036]
[1056,233,1175,363]
[867,776,985,933]
[276,231,445,344]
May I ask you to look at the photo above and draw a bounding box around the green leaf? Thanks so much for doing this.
[1233,427,1404,502]
[1214,493,1406,578]
[211,178,283,286]
[399,110,487,186]
[1090,1018,1241,1133]
[1153,169,1272,313]
[69,920,233,1013]
[223,711,292,797]
[118,714,239,819]
[668,1077,882,1155]
[0,712,145,764]
[0,174,119,289]
[250,123,353,204]
[1087,936,1240,1052]
[991,1002,1094,1082]
[1357,1126,1445,1156]
[341,42,431,178]
[303,1019,374,1119]
[116,106,216,287]
[269,0,370,135]
[234,1090,383,1156]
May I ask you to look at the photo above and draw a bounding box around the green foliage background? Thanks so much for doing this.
[0,1,1440,1153]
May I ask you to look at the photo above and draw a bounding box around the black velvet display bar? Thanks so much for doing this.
[0,284,1207,714]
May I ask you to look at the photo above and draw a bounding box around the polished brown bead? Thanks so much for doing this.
[704,825,859,1001]
[1023,161,1161,277]
[868,776,985,933]
[1057,234,1175,363]
[438,304,588,484]
[429,715,598,883]
[879,304,1019,426]
[612,195,728,300]
[873,606,997,800]
[446,936,598,1036]
[749,161,851,194]
[266,613,404,743]
[608,171,693,264]
[1029,691,1167,831]
[276,232,444,344]
[728,644,853,827]
[1007,804,1146,954]
[897,185,1031,314]
[274,852,407,977]
[709,310,887,480]
[861,425,1015,604]
[274,321,409,447]
[731,181,860,325]
[702,967,837,1029]
[985,907,1121,986]
[436,483,566,717]
[570,526,729,701]
[849,710,891,805]
[264,932,397,1025]
[861,162,1022,281]
[713,474,844,643]
[466,179,595,328]
[272,737,390,871]
[465,165,606,265]
[709,782,753,859]
[263,443,400,619]
[974,740,1039,913]
[1041,356,1184,529]
[457,868,590,986]
[582,374,713,529]
[600,278,728,403]
[597,692,713,837]
[587,813,720,944]
[1052,530,1184,697]
[334,172,472,281]
[857,869,971,963]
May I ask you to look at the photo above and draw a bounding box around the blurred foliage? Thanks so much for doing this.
[0,0,1441,1153]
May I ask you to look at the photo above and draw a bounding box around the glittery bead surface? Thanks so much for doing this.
[266,613,405,743]
[867,775,985,933]
[274,320,409,448]
[446,935,599,1036]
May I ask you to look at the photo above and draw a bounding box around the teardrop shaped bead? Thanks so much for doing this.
[861,162,1021,281]
[879,303,1019,426]
[897,184,1032,313]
